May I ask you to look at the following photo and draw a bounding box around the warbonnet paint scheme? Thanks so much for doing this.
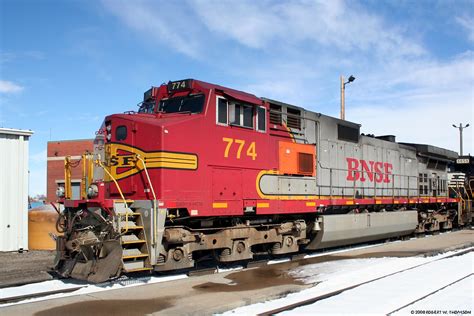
[53,79,473,282]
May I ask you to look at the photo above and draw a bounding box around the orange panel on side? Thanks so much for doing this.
[278,142,316,176]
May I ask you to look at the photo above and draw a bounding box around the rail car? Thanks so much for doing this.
[54,79,473,282]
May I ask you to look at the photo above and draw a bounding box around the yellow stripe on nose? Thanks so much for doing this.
[212,202,228,209]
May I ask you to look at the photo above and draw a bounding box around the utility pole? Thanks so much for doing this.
[340,75,355,120]
[452,123,470,156]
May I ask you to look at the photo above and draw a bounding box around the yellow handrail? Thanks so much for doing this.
[96,155,130,234]
[88,154,94,193]
[136,154,158,246]
[64,156,72,199]
[81,154,87,199]
[80,153,95,199]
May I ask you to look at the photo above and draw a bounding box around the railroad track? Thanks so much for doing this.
[1,232,470,307]
[387,273,473,315]
[257,248,473,316]
[0,287,85,305]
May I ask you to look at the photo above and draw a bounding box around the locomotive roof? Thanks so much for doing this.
[169,80,457,158]
[193,80,263,105]
[400,143,458,160]
[261,97,362,129]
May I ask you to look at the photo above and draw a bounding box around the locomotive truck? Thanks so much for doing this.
[54,79,473,282]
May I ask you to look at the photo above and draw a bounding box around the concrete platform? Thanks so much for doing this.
[1,230,473,315]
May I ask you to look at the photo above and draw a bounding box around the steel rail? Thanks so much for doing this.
[257,248,473,316]
[0,286,85,305]
[387,273,473,315]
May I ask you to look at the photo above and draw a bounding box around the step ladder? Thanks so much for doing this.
[115,203,153,273]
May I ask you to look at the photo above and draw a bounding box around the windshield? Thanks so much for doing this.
[138,101,155,113]
[158,94,205,114]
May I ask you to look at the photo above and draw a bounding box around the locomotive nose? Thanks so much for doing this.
[103,115,164,197]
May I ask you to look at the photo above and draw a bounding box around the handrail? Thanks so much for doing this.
[64,156,72,199]
[316,165,449,200]
[96,155,130,234]
[87,153,94,196]
[326,168,418,198]
[136,154,158,246]
[81,154,86,199]
[81,153,94,200]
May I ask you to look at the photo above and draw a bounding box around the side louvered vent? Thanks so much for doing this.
[287,108,301,129]
[269,104,282,125]
[298,153,314,175]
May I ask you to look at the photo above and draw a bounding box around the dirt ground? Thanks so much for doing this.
[0,250,55,288]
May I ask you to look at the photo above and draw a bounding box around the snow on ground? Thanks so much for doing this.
[0,238,396,307]
[394,275,473,315]
[224,248,473,315]
[0,274,187,307]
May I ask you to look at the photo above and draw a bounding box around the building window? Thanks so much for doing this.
[217,97,228,125]
[257,107,266,132]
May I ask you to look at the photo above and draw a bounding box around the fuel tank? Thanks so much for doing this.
[307,211,418,250]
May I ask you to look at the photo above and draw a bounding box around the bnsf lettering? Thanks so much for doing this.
[346,157,393,183]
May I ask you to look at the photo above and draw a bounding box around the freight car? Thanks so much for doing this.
[54,79,472,282]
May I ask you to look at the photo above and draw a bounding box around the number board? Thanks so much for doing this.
[167,79,193,93]
[456,158,470,164]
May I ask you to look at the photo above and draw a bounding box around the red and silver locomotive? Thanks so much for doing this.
[54,79,472,282]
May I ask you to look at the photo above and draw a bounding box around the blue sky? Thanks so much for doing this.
[1,0,473,196]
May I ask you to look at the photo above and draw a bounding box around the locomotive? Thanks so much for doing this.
[54,79,472,282]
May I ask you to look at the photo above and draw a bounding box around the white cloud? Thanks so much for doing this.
[100,0,473,155]
[351,102,473,155]
[102,0,425,61]
[101,0,203,58]
[0,51,44,64]
[192,0,425,58]
[456,15,474,43]
[0,80,24,93]
[346,52,474,155]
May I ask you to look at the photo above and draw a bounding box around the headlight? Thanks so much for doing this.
[106,133,112,141]
[87,184,99,198]
[56,186,65,198]
[106,124,112,132]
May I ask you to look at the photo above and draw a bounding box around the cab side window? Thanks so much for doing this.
[216,96,266,133]
[217,97,228,125]
[257,106,266,132]
[229,103,253,129]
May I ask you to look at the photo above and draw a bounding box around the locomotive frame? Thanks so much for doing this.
[54,79,472,282]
